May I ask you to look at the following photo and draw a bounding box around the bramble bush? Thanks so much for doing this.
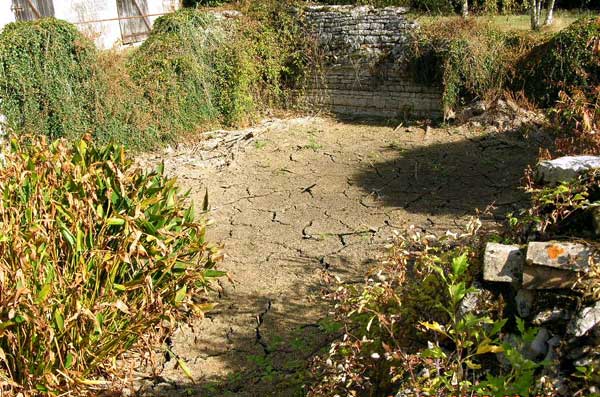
[0,134,223,394]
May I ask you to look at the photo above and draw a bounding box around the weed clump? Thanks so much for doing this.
[0,134,222,394]
[408,18,531,114]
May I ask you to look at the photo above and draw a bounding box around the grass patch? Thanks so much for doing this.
[415,10,591,33]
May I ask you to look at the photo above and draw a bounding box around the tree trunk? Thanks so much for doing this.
[530,0,542,30]
[461,0,469,17]
[544,0,556,25]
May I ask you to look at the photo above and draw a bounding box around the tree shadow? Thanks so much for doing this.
[352,127,545,217]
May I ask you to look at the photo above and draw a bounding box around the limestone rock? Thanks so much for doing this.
[526,327,550,359]
[483,243,524,283]
[526,242,591,272]
[515,289,536,318]
[537,155,600,185]
[532,307,571,325]
[522,265,579,290]
[568,301,600,337]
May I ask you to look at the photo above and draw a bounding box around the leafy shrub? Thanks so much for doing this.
[0,134,222,394]
[507,168,600,241]
[308,221,562,396]
[127,7,306,133]
[0,19,100,140]
[0,9,307,149]
[408,19,531,114]
[516,16,600,107]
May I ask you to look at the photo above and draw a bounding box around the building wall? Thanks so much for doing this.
[304,5,443,119]
[0,0,180,49]
[0,3,16,27]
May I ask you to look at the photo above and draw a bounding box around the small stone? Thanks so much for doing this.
[483,243,524,283]
[537,155,600,185]
[526,327,550,359]
[526,241,591,272]
[573,355,599,367]
[568,301,600,337]
[515,289,536,318]
[532,307,571,325]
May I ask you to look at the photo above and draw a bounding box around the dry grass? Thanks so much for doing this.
[415,9,593,34]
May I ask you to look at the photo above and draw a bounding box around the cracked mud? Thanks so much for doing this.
[133,117,544,396]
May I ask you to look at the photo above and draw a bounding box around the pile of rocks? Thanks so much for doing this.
[480,155,600,394]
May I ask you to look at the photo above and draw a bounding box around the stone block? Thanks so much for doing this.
[537,156,600,185]
[568,301,600,337]
[483,243,524,283]
[526,242,591,272]
[522,265,579,290]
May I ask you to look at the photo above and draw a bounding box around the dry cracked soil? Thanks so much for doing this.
[132,116,545,396]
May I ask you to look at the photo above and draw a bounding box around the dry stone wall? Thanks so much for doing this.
[303,5,442,119]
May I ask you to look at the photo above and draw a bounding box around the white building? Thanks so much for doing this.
[1,0,181,49]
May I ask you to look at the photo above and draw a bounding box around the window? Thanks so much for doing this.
[11,0,54,21]
[116,0,151,44]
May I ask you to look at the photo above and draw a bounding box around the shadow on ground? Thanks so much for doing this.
[352,129,543,217]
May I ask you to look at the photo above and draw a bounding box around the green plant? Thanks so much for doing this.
[0,134,222,394]
[308,220,560,396]
[0,19,100,140]
[408,18,531,114]
[303,137,323,151]
[420,254,507,392]
[0,9,309,150]
[475,318,548,396]
[506,168,600,240]
[516,16,600,107]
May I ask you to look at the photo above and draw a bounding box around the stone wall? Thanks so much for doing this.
[303,5,442,119]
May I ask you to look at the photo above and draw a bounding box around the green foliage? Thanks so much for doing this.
[0,134,222,394]
[477,319,547,396]
[309,225,557,396]
[507,168,600,241]
[0,8,307,150]
[419,254,508,393]
[127,11,227,132]
[516,16,600,107]
[0,19,100,140]
[408,18,530,113]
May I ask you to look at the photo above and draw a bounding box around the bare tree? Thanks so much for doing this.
[461,0,469,17]
[545,0,556,26]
